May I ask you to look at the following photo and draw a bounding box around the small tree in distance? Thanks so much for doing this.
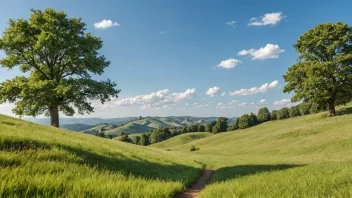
[257,107,271,122]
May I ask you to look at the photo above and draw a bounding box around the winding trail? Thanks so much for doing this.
[177,169,213,198]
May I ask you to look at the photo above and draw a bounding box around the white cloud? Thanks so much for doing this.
[249,12,285,26]
[115,88,197,109]
[260,99,266,103]
[273,99,291,106]
[238,102,247,107]
[250,102,255,105]
[230,80,278,96]
[185,103,189,106]
[160,30,167,34]
[238,44,284,60]
[269,80,279,88]
[226,20,236,26]
[221,92,226,96]
[94,20,120,29]
[193,102,198,106]
[206,86,220,97]
[231,100,238,103]
[217,103,224,106]
[217,58,242,69]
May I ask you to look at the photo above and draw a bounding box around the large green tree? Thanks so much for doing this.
[283,22,352,116]
[0,8,119,127]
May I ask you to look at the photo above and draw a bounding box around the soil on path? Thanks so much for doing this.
[176,169,213,198]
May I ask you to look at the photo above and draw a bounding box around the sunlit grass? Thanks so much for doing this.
[152,104,352,197]
[0,115,202,197]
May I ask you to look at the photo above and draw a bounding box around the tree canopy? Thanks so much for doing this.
[0,8,119,127]
[257,107,270,122]
[283,22,352,116]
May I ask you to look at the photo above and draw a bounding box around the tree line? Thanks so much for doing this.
[114,101,328,145]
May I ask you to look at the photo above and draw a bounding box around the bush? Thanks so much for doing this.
[190,145,197,152]
[289,105,301,117]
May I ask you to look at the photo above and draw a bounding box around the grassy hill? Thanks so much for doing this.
[0,114,203,197]
[101,116,221,136]
[151,104,352,197]
[151,132,213,149]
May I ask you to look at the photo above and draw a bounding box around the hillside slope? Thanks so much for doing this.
[154,104,352,197]
[0,115,202,197]
[102,116,221,136]
[151,132,213,149]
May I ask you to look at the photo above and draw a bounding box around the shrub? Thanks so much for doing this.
[190,145,197,152]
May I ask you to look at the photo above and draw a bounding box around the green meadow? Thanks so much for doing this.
[0,114,203,197]
[1,104,352,197]
[151,104,352,197]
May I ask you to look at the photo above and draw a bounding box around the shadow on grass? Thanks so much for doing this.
[0,121,16,126]
[211,164,305,183]
[336,107,352,116]
[0,138,202,184]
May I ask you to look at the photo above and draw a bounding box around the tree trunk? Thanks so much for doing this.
[50,105,60,127]
[328,101,336,116]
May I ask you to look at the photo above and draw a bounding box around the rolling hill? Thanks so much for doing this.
[0,114,202,197]
[88,116,231,136]
[150,104,352,197]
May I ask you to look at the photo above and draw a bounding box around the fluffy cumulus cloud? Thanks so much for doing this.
[217,58,242,69]
[221,92,226,96]
[226,20,236,26]
[230,80,279,96]
[238,44,284,60]
[206,86,220,97]
[249,12,285,26]
[217,103,224,106]
[94,20,120,29]
[269,80,279,88]
[115,88,197,109]
[273,99,292,106]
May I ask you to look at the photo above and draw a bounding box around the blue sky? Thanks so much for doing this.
[0,0,351,118]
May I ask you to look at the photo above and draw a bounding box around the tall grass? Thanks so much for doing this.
[0,114,202,197]
[151,104,352,197]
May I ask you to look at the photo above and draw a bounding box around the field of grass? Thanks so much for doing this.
[0,115,203,197]
[2,103,352,197]
[152,104,352,197]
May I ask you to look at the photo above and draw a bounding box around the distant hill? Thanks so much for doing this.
[24,117,137,126]
[25,116,238,135]
[86,116,237,136]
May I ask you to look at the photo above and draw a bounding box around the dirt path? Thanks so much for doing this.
[176,169,213,198]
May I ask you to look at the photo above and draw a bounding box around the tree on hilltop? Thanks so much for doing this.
[0,8,119,127]
[283,22,352,116]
